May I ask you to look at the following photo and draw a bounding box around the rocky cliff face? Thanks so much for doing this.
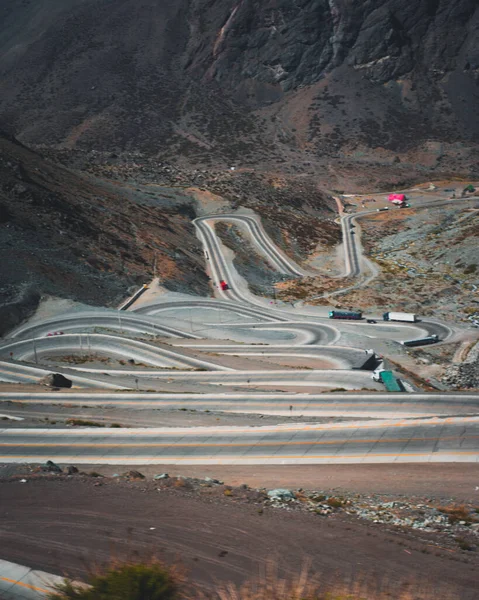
[0,1,477,327]
[0,0,477,173]
[0,132,209,332]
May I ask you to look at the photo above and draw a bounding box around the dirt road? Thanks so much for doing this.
[0,477,478,598]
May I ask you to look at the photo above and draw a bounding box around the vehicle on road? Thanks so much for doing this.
[219,280,229,291]
[329,310,363,320]
[372,369,403,392]
[366,319,377,324]
[46,331,64,336]
[401,335,439,347]
[383,312,417,322]
[377,207,389,212]
[388,193,408,207]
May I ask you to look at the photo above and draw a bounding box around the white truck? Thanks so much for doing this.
[383,312,417,322]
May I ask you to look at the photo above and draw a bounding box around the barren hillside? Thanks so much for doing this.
[0,133,209,333]
[0,0,477,182]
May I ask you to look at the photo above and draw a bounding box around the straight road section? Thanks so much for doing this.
[0,416,477,465]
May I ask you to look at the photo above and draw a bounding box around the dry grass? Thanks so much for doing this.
[46,557,463,600]
[66,419,105,427]
[437,504,475,525]
[199,564,458,600]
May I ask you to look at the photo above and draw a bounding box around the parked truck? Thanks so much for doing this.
[401,335,438,347]
[328,310,363,320]
[383,312,417,322]
[372,369,403,392]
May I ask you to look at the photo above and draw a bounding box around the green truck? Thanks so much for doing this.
[372,369,403,392]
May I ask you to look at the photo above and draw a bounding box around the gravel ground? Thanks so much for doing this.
[1,472,478,598]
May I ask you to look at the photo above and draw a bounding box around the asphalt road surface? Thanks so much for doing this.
[2,391,478,418]
[0,416,477,465]
[0,200,476,467]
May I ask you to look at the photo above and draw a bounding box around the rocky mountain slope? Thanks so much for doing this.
[0,132,209,333]
[0,0,478,181]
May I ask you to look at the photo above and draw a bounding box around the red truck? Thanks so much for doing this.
[219,280,229,291]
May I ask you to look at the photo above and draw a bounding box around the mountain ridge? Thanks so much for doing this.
[0,0,477,174]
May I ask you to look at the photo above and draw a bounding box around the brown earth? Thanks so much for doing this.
[277,200,479,322]
[1,1,478,187]
[0,132,210,334]
[1,472,478,598]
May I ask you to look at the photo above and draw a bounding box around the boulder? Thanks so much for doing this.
[42,460,62,473]
[204,477,223,485]
[267,489,296,501]
[123,470,145,480]
[67,465,79,475]
[39,373,73,388]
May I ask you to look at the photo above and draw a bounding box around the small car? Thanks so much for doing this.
[46,331,65,336]
[366,319,377,324]
[219,280,229,291]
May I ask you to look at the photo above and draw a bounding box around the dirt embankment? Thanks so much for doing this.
[1,468,478,599]
[0,133,210,333]
[278,202,479,322]
[215,222,288,297]
[339,205,478,322]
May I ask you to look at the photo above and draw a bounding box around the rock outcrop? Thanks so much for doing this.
[0,0,477,169]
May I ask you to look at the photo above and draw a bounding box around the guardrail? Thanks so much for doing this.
[118,284,149,311]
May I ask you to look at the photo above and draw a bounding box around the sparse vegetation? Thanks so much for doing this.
[326,497,345,509]
[48,560,179,600]
[66,419,105,427]
[437,504,475,525]
[455,537,475,552]
[47,560,460,600]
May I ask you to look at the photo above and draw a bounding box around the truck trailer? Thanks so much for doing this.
[401,335,438,347]
[329,310,363,320]
[383,312,417,322]
[372,369,403,392]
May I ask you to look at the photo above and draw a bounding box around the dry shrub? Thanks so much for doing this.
[326,497,344,509]
[437,504,473,524]
[46,559,460,600]
[199,564,458,600]
[47,558,181,600]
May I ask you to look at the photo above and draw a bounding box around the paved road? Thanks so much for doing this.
[0,200,475,467]
[0,358,383,391]
[0,559,65,600]
[180,344,375,368]
[2,392,478,419]
[195,214,307,276]
[0,416,476,465]
[9,311,199,340]
[0,334,231,371]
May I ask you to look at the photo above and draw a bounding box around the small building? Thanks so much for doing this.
[388,193,407,204]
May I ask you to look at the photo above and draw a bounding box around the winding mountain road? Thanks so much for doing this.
[0,196,475,466]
